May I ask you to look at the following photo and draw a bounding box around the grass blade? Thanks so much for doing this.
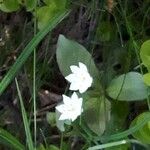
[0,128,25,150]
[0,10,70,95]
[15,78,34,150]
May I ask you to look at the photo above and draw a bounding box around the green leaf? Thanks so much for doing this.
[44,0,67,9]
[140,40,150,69]
[0,0,20,12]
[130,112,150,144]
[104,102,129,135]
[36,5,57,30]
[46,112,56,127]
[0,128,25,150]
[56,35,100,87]
[48,145,59,150]
[96,21,116,42]
[0,10,70,95]
[37,144,46,150]
[53,0,67,9]
[24,0,37,11]
[106,72,148,101]
[101,113,150,142]
[105,144,129,150]
[37,144,59,150]
[83,97,111,136]
[143,73,150,86]
[43,0,52,5]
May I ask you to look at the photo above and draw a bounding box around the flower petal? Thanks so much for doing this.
[71,115,78,121]
[69,82,79,91]
[79,62,88,72]
[56,104,65,113]
[59,113,69,120]
[70,65,79,73]
[62,95,71,104]
[79,85,88,93]
[65,74,76,83]
[71,92,78,101]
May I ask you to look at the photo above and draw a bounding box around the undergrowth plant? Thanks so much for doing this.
[0,0,150,150]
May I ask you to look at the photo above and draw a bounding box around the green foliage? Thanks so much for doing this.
[0,128,25,150]
[96,21,116,42]
[83,97,111,136]
[0,0,20,12]
[107,72,148,101]
[46,112,56,127]
[140,40,150,70]
[104,102,129,135]
[36,0,67,30]
[24,0,37,11]
[44,0,67,9]
[15,79,34,150]
[130,112,150,144]
[140,40,150,87]
[56,35,100,88]
[105,144,129,150]
[37,144,59,150]
[143,73,150,86]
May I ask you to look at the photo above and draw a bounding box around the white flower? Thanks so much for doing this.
[56,92,83,122]
[65,62,93,93]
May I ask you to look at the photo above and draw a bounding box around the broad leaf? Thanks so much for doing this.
[36,5,57,30]
[130,112,150,144]
[140,40,150,69]
[0,0,20,12]
[104,102,129,135]
[107,72,148,101]
[56,35,100,87]
[143,73,150,86]
[46,112,56,127]
[83,97,111,136]
[44,0,67,9]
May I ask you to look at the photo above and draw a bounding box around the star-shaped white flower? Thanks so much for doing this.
[65,62,93,93]
[56,92,83,122]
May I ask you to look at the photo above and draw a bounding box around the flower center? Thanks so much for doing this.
[80,74,86,82]
[67,104,75,112]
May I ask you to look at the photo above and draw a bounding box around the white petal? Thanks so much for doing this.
[79,62,88,72]
[89,76,93,85]
[62,95,71,104]
[71,114,78,121]
[71,92,78,100]
[70,65,79,73]
[59,113,69,120]
[56,104,65,113]
[79,85,88,93]
[78,98,83,107]
[69,82,79,91]
[65,74,76,82]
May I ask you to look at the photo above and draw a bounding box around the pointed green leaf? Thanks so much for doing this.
[56,35,100,87]
[83,97,111,136]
